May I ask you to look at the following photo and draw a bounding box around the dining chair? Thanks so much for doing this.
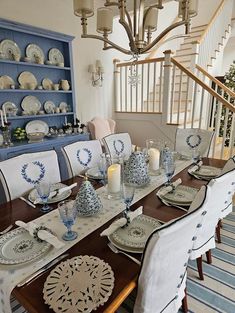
[62,139,102,178]
[87,116,116,140]
[175,128,214,157]
[0,150,61,202]
[188,167,235,280]
[102,132,132,160]
[133,202,205,313]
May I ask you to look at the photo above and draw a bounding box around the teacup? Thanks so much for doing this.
[13,54,20,62]
[0,52,6,59]
[24,57,31,63]
[55,107,60,114]
[45,60,53,65]
[37,85,43,90]
[35,56,43,64]
[53,83,60,91]
[19,85,25,90]
[10,84,15,89]
[57,62,64,67]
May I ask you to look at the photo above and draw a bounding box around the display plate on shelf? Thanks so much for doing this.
[21,96,41,114]
[0,227,51,265]
[26,43,45,63]
[42,78,53,90]
[0,75,15,89]
[44,101,56,114]
[25,120,49,135]
[0,39,21,60]
[18,71,37,90]
[48,48,64,64]
[2,102,18,116]
[59,102,68,111]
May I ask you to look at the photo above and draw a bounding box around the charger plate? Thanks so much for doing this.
[0,228,51,265]
[109,215,162,253]
[43,255,114,313]
[189,165,221,178]
[161,185,198,206]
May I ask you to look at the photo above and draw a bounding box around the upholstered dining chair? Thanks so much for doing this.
[62,140,102,178]
[188,166,235,280]
[102,132,132,160]
[0,150,61,202]
[133,201,204,313]
[87,116,116,140]
[175,128,214,157]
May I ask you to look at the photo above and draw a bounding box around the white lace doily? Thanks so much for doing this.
[43,255,115,313]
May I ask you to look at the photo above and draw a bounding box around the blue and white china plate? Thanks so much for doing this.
[161,185,198,206]
[86,167,103,180]
[28,183,71,204]
[109,215,162,253]
[189,165,221,178]
[0,227,51,264]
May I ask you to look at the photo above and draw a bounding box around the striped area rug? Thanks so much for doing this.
[11,211,235,313]
[117,210,235,313]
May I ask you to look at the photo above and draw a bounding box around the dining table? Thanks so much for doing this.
[0,157,225,313]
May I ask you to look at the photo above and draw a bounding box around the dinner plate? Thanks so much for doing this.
[42,78,53,90]
[161,185,198,205]
[18,71,37,89]
[44,101,56,114]
[28,183,71,204]
[0,75,15,89]
[109,215,162,253]
[189,165,221,178]
[86,167,103,180]
[2,101,18,116]
[21,96,41,113]
[43,255,114,313]
[0,39,21,60]
[0,227,51,264]
[25,120,49,135]
[26,43,45,63]
[48,48,64,64]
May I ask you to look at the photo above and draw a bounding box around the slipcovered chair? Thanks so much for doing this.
[175,128,214,157]
[87,116,116,140]
[0,150,61,202]
[133,199,204,313]
[103,132,132,160]
[188,166,235,280]
[62,140,102,178]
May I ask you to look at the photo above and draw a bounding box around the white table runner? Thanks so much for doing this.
[0,159,192,313]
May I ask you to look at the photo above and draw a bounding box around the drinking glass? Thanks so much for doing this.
[121,182,135,225]
[35,181,52,213]
[191,148,201,164]
[97,153,110,186]
[163,160,175,186]
[58,200,77,241]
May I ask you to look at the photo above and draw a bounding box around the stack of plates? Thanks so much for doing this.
[188,165,221,180]
[160,185,199,207]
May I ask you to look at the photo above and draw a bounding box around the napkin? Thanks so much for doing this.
[188,161,203,174]
[34,183,77,204]
[156,178,182,197]
[100,206,143,237]
[15,220,65,249]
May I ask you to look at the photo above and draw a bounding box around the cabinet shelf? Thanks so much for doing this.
[0,89,72,93]
[7,112,73,120]
[0,59,71,70]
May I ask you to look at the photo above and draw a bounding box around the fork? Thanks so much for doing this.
[108,242,141,265]
[0,224,13,235]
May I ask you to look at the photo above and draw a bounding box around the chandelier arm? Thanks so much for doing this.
[119,19,137,53]
[141,20,187,53]
[81,34,132,55]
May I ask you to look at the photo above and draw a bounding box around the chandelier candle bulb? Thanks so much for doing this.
[73,0,94,17]
[149,148,160,171]
[97,7,113,34]
[145,8,158,31]
[108,164,121,194]
[178,0,198,17]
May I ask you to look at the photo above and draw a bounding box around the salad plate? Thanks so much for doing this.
[161,185,198,206]
[2,102,18,116]
[18,71,37,89]
[48,48,64,64]
[0,39,21,60]
[109,215,161,253]
[0,75,15,89]
[44,101,56,114]
[26,43,45,63]
[42,78,53,90]
[0,227,51,265]
[21,96,41,114]
[59,102,68,111]
[25,120,49,135]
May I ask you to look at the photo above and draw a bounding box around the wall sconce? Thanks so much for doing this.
[88,60,104,87]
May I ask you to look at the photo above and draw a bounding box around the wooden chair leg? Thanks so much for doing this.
[196,256,204,280]
[206,249,212,264]
[216,220,222,243]
[181,289,188,313]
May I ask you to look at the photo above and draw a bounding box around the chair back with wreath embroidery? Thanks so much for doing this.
[102,133,132,160]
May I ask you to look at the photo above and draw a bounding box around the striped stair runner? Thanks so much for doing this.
[11,210,235,313]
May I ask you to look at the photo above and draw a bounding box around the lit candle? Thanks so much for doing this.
[0,110,5,127]
[108,164,121,193]
[2,106,7,123]
[97,7,113,34]
[148,148,160,171]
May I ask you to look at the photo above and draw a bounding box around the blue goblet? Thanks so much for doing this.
[163,160,175,186]
[58,200,77,241]
[121,182,135,225]
[35,181,52,213]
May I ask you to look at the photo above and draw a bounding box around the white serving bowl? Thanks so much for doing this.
[27,132,45,143]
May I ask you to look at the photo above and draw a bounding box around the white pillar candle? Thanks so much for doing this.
[0,110,5,127]
[145,7,158,31]
[149,148,160,171]
[73,0,94,17]
[2,107,7,123]
[97,7,113,34]
[108,164,121,193]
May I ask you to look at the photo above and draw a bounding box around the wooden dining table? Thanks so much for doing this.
[0,158,225,313]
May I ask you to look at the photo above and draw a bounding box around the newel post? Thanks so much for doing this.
[162,50,174,124]
[113,58,120,114]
